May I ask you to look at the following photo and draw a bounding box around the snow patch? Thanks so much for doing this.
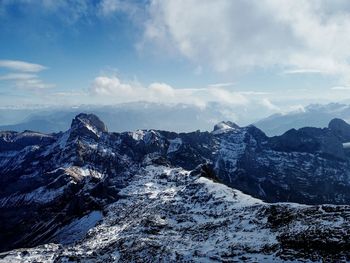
[132,130,145,141]
[53,211,103,245]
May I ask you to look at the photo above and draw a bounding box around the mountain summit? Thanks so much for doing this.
[71,113,108,133]
[69,113,108,140]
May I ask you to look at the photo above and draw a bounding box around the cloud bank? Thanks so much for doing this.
[144,0,350,83]
[90,75,252,106]
[89,73,286,121]
[88,74,288,124]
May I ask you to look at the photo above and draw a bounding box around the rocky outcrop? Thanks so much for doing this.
[2,165,350,262]
[2,113,350,255]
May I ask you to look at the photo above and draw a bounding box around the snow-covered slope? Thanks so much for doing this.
[2,164,350,262]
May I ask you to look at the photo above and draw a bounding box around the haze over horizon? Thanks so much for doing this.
[2,0,350,122]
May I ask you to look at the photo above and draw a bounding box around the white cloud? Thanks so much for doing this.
[14,78,55,90]
[0,60,47,72]
[144,0,350,83]
[89,74,290,124]
[91,75,196,104]
[239,91,271,95]
[0,60,53,90]
[287,104,306,113]
[208,82,235,88]
[148,82,175,98]
[0,73,37,80]
[98,0,139,16]
[90,75,252,107]
[283,69,325,75]
[209,87,248,105]
[260,98,280,111]
[331,86,350,90]
[91,75,135,96]
[99,0,123,15]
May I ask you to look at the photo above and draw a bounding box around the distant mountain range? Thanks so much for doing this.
[2,113,350,261]
[3,102,350,138]
[255,103,350,136]
[0,102,232,133]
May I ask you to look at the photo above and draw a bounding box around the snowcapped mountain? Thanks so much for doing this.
[255,103,350,136]
[1,113,350,262]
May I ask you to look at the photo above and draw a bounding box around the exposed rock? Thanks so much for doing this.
[2,165,350,262]
[2,113,350,261]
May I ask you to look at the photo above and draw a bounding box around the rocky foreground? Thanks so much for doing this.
[2,164,350,262]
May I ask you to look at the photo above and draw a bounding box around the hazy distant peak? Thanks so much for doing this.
[255,102,350,136]
[328,118,350,129]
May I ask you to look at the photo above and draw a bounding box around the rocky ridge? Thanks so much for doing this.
[1,113,350,261]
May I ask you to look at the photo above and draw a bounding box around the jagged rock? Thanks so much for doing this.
[2,165,350,262]
[69,113,108,141]
[2,113,350,261]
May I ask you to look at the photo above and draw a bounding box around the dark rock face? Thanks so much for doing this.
[270,126,345,159]
[329,118,350,142]
[2,113,350,254]
[0,115,129,252]
[71,113,108,133]
[265,204,350,262]
[69,113,108,141]
[216,125,350,204]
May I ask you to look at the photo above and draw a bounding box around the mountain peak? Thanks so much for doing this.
[212,121,239,135]
[328,118,350,129]
[70,113,108,138]
[328,118,350,142]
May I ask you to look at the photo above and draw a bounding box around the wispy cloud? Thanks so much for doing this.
[0,60,54,90]
[208,82,235,88]
[0,0,93,25]
[0,60,47,72]
[98,0,140,17]
[14,78,55,90]
[239,91,271,95]
[260,98,280,111]
[0,73,37,80]
[283,69,325,75]
[331,86,350,90]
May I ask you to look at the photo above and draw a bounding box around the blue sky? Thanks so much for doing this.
[1,0,350,117]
